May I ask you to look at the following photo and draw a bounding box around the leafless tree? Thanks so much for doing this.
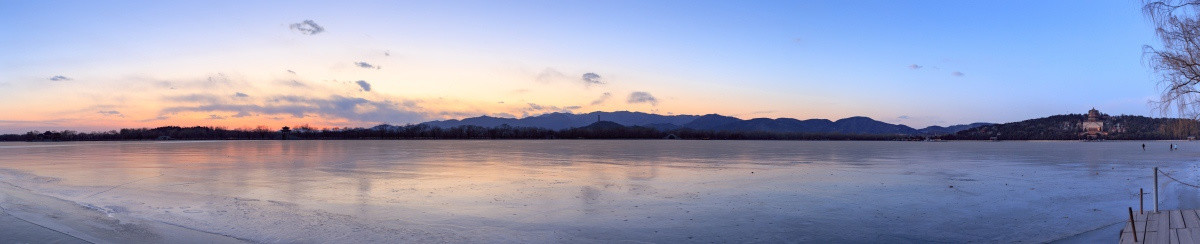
[1145,0,1200,118]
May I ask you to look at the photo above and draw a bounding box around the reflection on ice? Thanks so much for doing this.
[0,140,1196,242]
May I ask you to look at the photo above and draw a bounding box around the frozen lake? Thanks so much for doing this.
[1,140,1198,243]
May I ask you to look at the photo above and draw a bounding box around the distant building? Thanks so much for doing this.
[1082,108,1103,132]
[1080,108,1108,139]
[281,126,291,140]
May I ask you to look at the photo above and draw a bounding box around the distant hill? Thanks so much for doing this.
[916,122,994,135]
[946,113,1200,140]
[682,114,745,130]
[420,111,988,136]
[555,121,664,139]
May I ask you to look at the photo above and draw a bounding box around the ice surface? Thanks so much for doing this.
[0,140,1195,242]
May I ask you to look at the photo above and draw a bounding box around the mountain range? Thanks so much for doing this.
[420,111,991,135]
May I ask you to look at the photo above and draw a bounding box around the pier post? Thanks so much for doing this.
[1141,188,1144,214]
[1130,207,1138,242]
[1155,167,1159,213]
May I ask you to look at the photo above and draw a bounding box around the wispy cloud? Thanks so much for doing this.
[590,92,612,105]
[234,92,249,98]
[898,115,911,119]
[951,71,964,77]
[166,94,227,104]
[289,20,325,35]
[98,110,124,117]
[535,69,606,87]
[733,110,776,117]
[232,111,252,118]
[281,80,307,88]
[490,112,516,118]
[49,75,71,81]
[161,95,425,124]
[535,68,566,83]
[582,73,604,86]
[522,103,581,116]
[355,80,371,92]
[206,73,233,86]
[626,91,658,106]
[207,114,226,120]
[528,103,548,110]
[165,103,302,118]
[0,119,71,126]
[436,111,478,118]
[138,116,170,122]
[157,73,242,90]
[908,64,923,70]
[354,62,380,69]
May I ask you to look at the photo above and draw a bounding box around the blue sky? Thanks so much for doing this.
[0,1,1165,132]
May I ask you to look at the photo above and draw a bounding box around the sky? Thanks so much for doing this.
[0,1,1166,133]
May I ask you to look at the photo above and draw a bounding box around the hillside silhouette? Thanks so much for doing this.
[945,113,1200,140]
[422,111,987,135]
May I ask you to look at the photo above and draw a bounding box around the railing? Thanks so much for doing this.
[1127,167,1200,242]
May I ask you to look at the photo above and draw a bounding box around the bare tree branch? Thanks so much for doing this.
[1145,0,1200,119]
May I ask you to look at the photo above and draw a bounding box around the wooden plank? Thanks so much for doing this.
[1152,211,1161,241]
[1188,228,1200,243]
[1151,212,1170,230]
[1128,212,1149,233]
[1148,212,1162,231]
[1185,210,1200,228]
[1146,212,1162,243]
[1120,230,1137,244]
[1155,230,1171,244]
[1156,211,1166,230]
[1172,210,1186,229]
[1172,229,1180,244]
[1145,212,1153,243]
[1125,223,1148,234]
[1178,229,1196,244]
[1147,211,1170,244]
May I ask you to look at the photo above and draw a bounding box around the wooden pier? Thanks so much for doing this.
[1121,209,1200,244]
